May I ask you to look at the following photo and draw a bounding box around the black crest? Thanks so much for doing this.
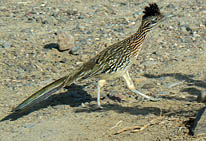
[143,3,161,19]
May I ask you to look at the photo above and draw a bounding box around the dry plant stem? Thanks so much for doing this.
[109,120,123,130]
[114,116,165,135]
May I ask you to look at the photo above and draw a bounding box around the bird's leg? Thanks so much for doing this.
[122,71,159,101]
[97,79,106,107]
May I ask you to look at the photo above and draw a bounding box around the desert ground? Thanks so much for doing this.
[0,0,206,140]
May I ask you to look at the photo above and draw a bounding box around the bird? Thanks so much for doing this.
[12,3,169,113]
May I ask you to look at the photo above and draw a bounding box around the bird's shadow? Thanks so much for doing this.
[144,73,206,100]
[143,72,206,135]
[74,103,163,116]
[74,73,205,118]
[0,83,94,122]
[74,103,197,119]
[2,72,205,123]
[144,73,206,88]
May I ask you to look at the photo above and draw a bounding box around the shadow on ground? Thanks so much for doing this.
[144,72,206,99]
[0,83,93,122]
[1,72,203,122]
[74,103,197,118]
[144,73,206,88]
[44,43,69,52]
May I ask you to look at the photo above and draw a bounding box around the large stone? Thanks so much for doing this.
[57,31,75,51]
[191,106,206,136]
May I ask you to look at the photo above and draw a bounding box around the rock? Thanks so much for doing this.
[191,106,206,136]
[44,16,57,25]
[0,40,11,48]
[200,8,206,14]
[142,83,155,89]
[159,91,169,95]
[166,4,175,9]
[133,11,142,18]
[59,58,67,63]
[167,82,183,88]
[191,90,206,135]
[101,5,115,15]
[69,46,81,55]
[106,93,123,103]
[197,91,206,103]
[66,9,78,17]
[135,77,147,83]
[115,18,129,25]
[119,2,127,6]
[57,32,75,51]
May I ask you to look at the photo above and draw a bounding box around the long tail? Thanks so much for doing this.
[12,71,80,113]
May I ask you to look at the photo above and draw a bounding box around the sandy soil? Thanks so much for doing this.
[0,0,206,140]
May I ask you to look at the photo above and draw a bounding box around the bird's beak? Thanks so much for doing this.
[162,14,175,22]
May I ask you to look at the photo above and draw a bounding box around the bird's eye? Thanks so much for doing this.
[150,18,157,24]
[151,20,156,25]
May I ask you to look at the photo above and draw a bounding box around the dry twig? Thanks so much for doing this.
[109,120,123,130]
[114,116,165,135]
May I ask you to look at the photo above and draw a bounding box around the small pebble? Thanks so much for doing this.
[142,83,155,89]
[69,46,81,55]
[159,91,169,95]
[0,40,11,48]
[200,8,206,14]
[60,58,67,63]
[167,82,183,88]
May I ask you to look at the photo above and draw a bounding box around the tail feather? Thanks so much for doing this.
[12,75,70,113]
[12,61,92,114]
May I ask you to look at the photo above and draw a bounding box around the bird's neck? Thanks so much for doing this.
[130,25,152,56]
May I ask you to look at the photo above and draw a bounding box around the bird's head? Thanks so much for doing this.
[141,3,164,29]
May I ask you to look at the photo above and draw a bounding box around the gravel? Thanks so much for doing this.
[0,0,206,140]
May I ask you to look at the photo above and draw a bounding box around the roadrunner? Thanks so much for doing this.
[12,3,167,113]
